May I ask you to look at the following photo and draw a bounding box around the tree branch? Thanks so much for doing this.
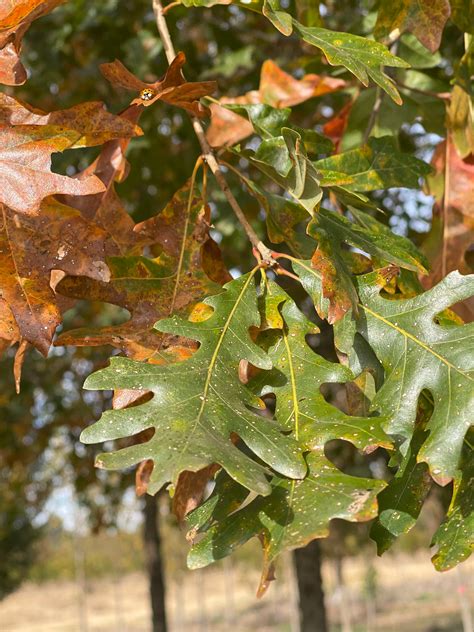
[152,0,273,263]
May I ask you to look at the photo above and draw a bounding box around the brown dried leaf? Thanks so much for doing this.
[55,181,226,359]
[0,198,110,355]
[101,52,216,118]
[0,124,107,215]
[173,465,220,521]
[0,94,143,146]
[59,105,144,255]
[136,459,154,496]
[13,338,28,393]
[0,0,63,85]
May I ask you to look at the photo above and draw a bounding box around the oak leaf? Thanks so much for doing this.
[187,287,388,593]
[0,198,110,356]
[56,180,228,359]
[81,273,307,496]
[100,52,216,118]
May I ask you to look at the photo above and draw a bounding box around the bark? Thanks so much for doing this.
[294,540,328,632]
[143,494,167,632]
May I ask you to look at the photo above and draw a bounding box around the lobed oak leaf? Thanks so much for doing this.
[0,198,110,356]
[80,273,306,496]
[100,52,216,118]
[0,0,63,85]
[294,22,410,105]
[55,180,228,360]
[187,286,389,590]
[0,93,143,146]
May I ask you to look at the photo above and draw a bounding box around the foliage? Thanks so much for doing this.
[0,0,473,596]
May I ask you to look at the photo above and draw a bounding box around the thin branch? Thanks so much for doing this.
[397,82,451,101]
[151,0,273,263]
[363,86,383,144]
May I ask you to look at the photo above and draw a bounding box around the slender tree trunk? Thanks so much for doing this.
[143,494,167,632]
[294,540,328,632]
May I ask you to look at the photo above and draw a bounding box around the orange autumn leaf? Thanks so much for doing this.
[259,60,346,108]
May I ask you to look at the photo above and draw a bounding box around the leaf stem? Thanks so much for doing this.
[152,0,273,264]
[396,82,451,101]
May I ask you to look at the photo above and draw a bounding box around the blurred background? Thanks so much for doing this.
[0,1,472,630]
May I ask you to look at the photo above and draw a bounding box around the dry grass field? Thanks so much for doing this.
[0,552,472,632]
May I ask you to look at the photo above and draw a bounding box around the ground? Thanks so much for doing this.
[0,552,472,631]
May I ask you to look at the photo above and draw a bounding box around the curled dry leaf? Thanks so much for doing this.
[100,51,217,118]
[207,59,345,147]
[0,198,110,356]
[0,0,63,85]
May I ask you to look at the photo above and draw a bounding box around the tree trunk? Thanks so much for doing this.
[143,494,167,632]
[294,540,328,632]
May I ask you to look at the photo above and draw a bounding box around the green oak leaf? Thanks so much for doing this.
[82,272,306,496]
[289,264,474,485]
[293,22,410,104]
[431,437,474,570]
[315,136,432,192]
[187,285,388,584]
[330,208,429,273]
[352,271,474,485]
[253,285,392,453]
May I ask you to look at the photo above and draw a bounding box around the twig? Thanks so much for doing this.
[397,81,451,101]
[363,86,383,144]
[152,0,273,264]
